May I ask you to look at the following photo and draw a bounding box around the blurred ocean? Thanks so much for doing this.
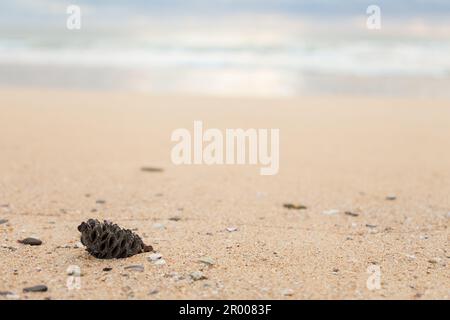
[0,0,449,97]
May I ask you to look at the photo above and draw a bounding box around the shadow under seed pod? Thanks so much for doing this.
[77,219,153,259]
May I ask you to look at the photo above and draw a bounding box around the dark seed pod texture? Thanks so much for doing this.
[77,219,153,259]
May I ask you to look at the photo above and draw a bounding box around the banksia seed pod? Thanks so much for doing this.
[77,219,153,259]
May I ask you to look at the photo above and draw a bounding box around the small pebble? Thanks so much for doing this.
[103,267,113,272]
[73,242,83,249]
[283,203,307,210]
[281,289,294,296]
[154,259,166,266]
[322,209,339,216]
[66,268,81,276]
[365,224,377,229]
[1,244,17,251]
[23,285,48,293]
[169,216,182,221]
[165,272,184,281]
[190,271,207,281]
[6,293,20,300]
[226,227,238,232]
[149,289,159,295]
[153,223,165,230]
[198,257,215,266]
[124,265,144,272]
[147,253,162,262]
[141,167,164,172]
[344,211,359,217]
[96,199,106,204]
[0,219,8,224]
[0,291,13,296]
[18,238,42,246]
[386,195,397,201]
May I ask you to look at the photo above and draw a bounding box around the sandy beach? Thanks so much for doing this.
[0,88,449,300]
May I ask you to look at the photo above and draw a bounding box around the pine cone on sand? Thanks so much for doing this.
[77,219,153,259]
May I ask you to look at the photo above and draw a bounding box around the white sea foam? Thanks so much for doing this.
[0,8,449,96]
